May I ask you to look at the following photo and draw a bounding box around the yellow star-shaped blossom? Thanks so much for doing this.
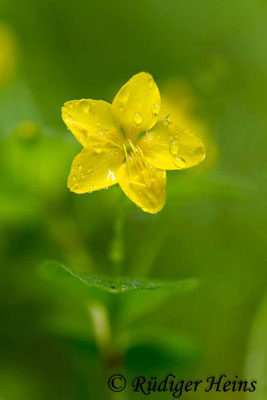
[62,72,205,214]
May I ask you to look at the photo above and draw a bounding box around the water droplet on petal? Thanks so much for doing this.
[194,145,204,155]
[174,157,187,168]
[118,87,129,103]
[169,141,179,156]
[79,100,90,112]
[104,187,109,190]
[87,168,93,174]
[152,104,160,116]
[78,127,87,136]
[88,191,93,194]
[133,112,142,124]
[94,145,102,154]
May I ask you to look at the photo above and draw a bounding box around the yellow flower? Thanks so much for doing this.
[62,72,205,214]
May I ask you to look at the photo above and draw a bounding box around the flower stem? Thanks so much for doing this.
[109,193,128,277]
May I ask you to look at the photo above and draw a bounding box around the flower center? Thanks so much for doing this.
[125,140,132,154]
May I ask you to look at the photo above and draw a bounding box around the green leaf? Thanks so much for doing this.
[245,291,267,400]
[118,282,198,324]
[41,260,198,295]
[125,327,200,372]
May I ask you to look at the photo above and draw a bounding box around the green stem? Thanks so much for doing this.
[88,301,129,400]
[132,214,168,278]
[88,302,112,355]
[109,193,128,277]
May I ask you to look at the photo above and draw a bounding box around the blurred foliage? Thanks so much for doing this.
[0,0,267,399]
[245,289,267,400]
[0,22,18,88]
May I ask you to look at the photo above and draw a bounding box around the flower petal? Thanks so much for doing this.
[117,145,166,214]
[137,119,206,170]
[112,72,161,140]
[68,147,124,193]
[62,99,124,149]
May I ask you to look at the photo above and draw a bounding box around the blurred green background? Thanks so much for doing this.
[1,0,267,399]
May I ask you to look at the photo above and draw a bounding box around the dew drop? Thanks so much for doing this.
[87,191,93,194]
[174,157,187,168]
[169,141,179,156]
[87,168,93,174]
[78,127,87,136]
[94,146,102,154]
[79,100,90,112]
[133,112,142,124]
[152,104,160,116]
[195,145,204,155]
[118,87,129,103]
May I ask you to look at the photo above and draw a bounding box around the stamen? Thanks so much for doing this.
[104,138,123,149]
[123,144,131,177]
